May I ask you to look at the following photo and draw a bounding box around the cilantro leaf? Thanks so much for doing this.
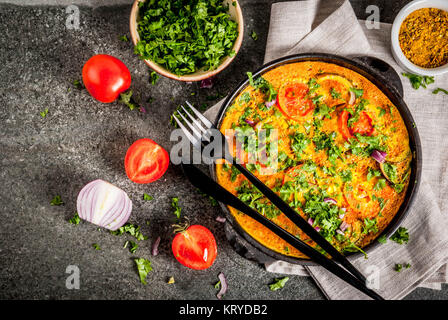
[269,277,289,291]
[134,258,152,285]
[68,212,81,225]
[171,197,182,219]
[50,195,64,206]
[390,227,409,245]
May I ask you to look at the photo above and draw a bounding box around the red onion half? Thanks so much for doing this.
[324,197,337,205]
[265,99,276,109]
[217,272,228,300]
[76,179,132,231]
[371,150,387,163]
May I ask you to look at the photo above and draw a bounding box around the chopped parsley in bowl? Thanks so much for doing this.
[130,0,243,81]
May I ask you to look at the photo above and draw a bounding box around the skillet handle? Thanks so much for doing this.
[353,56,404,97]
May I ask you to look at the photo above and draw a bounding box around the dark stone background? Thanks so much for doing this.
[0,0,446,300]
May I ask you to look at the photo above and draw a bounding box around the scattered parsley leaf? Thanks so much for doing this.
[119,35,129,42]
[250,31,258,41]
[390,227,409,245]
[150,71,159,85]
[172,197,182,219]
[269,277,289,291]
[433,88,448,95]
[68,212,81,225]
[50,195,64,206]
[110,223,147,241]
[92,243,101,250]
[377,234,388,244]
[143,193,153,201]
[394,263,403,272]
[73,79,83,90]
[134,258,152,285]
[118,90,139,111]
[402,73,434,89]
[40,108,49,118]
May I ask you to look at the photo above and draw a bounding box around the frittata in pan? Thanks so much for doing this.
[216,61,412,259]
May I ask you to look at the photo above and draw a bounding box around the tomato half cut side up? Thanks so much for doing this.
[124,138,169,184]
[172,225,217,270]
[277,82,314,121]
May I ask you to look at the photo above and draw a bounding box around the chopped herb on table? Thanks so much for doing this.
[149,71,159,85]
[40,108,49,118]
[433,88,448,95]
[377,234,388,244]
[250,31,258,41]
[134,258,152,285]
[394,263,403,272]
[50,195,64,206]
[73,79,83,90]
[143,193,153,201]
[390,226,409,245]
[110,223,147,241]
[92,243,101,250]
[269,277,289,291]
[68,212,81,225]
[119,35,129,42]
[134,0,239,76]
[172,197,182,219]
[118,90,139,111]
[402,73,434,90]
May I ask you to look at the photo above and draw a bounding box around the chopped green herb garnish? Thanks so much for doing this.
[73,79,83,90]
[68,212,81,225]
[119,35,129,42]
[50,195,64,206]
[110,223,147,241]
[92,243,101,250]
[349,87,364,98]
[330,88,341,99]
[269,277,289,291]
[394,263,403,272]
[377,234,388,244]
[390,227,409,245]
[150,71,159,85]
[134,258,152,285]
[134,0,239,75]
[433,88,448,95]
[250,31,258,41]
[40,108,49,118]
[402,73,434,90]
[128,241,138,254]
[172,197,182,219]
[143,193,153,201]
[119,90,139,111]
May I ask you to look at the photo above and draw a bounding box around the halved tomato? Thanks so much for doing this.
[124,138,169,184]
[172,225,217,270]
[277,82,314,121]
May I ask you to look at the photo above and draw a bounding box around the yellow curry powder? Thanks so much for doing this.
[399,8,448,68]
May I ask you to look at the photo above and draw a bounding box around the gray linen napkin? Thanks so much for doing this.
[205,0,448,299]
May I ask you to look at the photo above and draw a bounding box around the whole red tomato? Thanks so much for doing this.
[82,54,131,103]
[172,225,217,270]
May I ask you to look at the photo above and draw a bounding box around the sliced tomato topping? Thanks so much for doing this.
[349,112,374,136]
[277,82,314,121]
[124,138,169,184]
[338,108,374,140]
[338,109,353,140]
[344,184,380,219]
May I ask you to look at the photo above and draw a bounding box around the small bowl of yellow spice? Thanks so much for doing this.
[391,0,448,76]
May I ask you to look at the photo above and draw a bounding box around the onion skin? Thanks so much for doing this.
[200,78,213,89]
[217,272,228,300]
[152,236,161,256]
[76,179,132,231]
[324,197,337,205]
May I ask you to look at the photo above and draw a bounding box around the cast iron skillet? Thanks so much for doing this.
[209,53,422,265]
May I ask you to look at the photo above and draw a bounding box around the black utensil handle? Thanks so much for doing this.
[231,162,367,284]
[181,164,384,300]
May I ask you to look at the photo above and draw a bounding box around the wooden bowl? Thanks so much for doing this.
[129,0,244,82]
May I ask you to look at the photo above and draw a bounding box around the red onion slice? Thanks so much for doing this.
[217,272,228,300]
[265,99,276,109]
[324,197,337,205]
[200,78,213,89]
[340,221,350,232]
[371,150,387,163]
[152,236,161,256]
[308,218,314,225]
[216,216,226,223]
[76,179,132,231]
[244,118,256,126]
